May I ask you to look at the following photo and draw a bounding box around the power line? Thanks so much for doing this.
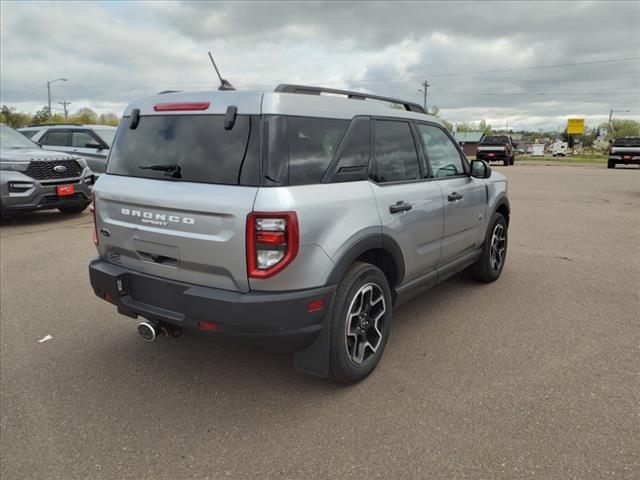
[2,56,638,96]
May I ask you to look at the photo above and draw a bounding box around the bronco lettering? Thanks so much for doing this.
[121,208,195,225]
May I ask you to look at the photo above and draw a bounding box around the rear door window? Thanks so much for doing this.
[41,130,70,146]
[372,120,421,183]
[71,131,96,148]
[107,115,256,185]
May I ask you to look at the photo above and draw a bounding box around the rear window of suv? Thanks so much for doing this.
[107,115,258,185]
[613,137,640,147]
[480,136,509,145]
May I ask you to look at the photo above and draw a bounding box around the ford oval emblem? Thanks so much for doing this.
[53,165,67,173]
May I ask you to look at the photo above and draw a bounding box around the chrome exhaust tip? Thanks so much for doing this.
[137,322,158,342]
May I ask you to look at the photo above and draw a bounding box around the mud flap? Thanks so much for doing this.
[293,296,334,378]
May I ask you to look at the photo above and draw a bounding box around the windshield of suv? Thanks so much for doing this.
[107,115,254,185]
[0,124,40,149]
[613,137,640,147]
[93,128,116,147]
[480,136,509,145]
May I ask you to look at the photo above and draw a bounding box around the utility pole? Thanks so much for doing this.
[58,101,71,120]
[420,80,430,112]
[46,78,67,120]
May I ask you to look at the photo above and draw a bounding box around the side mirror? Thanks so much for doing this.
[470,159,491,179]
[85,142,106,150]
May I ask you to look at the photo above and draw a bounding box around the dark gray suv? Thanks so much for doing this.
[0,124,94,218]
[89,85,510,383]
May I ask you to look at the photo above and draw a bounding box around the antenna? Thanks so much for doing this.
[208,52,235,91]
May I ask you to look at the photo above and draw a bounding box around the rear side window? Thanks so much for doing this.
[372,120,421,183]
[613,137,640,146]
[107,115,257,185]
[264,116,349,186]
[481,136,509,145]
[41,130,69,146]
[71,131,95,148]
[417,124,466,177]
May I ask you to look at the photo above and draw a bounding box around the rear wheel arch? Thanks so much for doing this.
[326,235,404,299]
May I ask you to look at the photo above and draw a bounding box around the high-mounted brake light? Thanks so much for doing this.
[153,102,210,112]
[90,198,98,246]
[247,212,299,279]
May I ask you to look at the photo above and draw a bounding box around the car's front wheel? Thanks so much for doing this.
[608,160,615,169]
[329,262,393,384]
[471,212,508,283]
[58,202,91,214]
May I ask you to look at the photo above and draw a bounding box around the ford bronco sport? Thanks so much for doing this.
[89,85,510,383]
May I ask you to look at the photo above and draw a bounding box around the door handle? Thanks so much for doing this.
[389,201,412,214]
[448,192,464,202]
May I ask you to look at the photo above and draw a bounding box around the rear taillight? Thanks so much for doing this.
[90,198,98,246]
[153,102,210,112]
[247,212,299,279]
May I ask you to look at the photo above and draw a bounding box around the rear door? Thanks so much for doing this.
[70,130,108,173]
[415,123,486,265]
[369,119,444,282]
[39,129,73,154]
[96,108,261,293]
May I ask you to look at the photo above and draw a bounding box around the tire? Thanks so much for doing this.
[510,155,515,165]
[607,160,615,169]
[503,158,509,166]
[58,202,90,214]
[329,262,393,384]
[471,212,508,283]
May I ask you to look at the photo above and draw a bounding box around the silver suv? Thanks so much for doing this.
[89,85,510,383]
[18,124,117,175]
[1,124,94,218]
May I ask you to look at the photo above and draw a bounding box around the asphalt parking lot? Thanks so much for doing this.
[1,164,639,479]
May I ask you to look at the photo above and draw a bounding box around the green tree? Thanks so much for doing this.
[70,107,98,125]
[608,119,640,138]
[98,112,119,126]
[31,107,51,125]
[1,105,32,128]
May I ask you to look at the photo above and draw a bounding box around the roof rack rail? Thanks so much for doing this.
[274,84,427,114]
[28,123,83,127]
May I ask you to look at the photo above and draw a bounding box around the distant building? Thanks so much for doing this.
[454,131,484,156]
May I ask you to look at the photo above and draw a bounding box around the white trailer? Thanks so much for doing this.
[532,144,545,157]
[552,142,568,157]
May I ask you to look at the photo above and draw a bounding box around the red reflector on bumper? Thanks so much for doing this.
[104,293,114,303]
[307,299,325,312]
[198,320,218,332]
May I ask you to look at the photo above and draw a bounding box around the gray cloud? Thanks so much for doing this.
[1,0,638,129]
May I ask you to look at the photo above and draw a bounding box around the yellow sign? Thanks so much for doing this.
[567,118,585,135]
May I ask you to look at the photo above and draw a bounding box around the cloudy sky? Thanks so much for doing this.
[1,0,639,130]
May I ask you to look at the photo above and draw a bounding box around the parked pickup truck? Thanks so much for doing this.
[608,137,640,169]
[476,135,515,166]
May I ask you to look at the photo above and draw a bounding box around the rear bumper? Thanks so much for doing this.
[609,155,640,164]
[476,151,509,161]
[89,259,335,352]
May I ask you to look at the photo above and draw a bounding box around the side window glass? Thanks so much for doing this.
[416,124,465,177]
[329,117,370,182]
[372,120,421,183]
[71,131,96,148]
[288,117,348,185]
[41,130,69,147]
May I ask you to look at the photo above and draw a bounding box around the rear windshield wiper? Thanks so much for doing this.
[139,163,182,179]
